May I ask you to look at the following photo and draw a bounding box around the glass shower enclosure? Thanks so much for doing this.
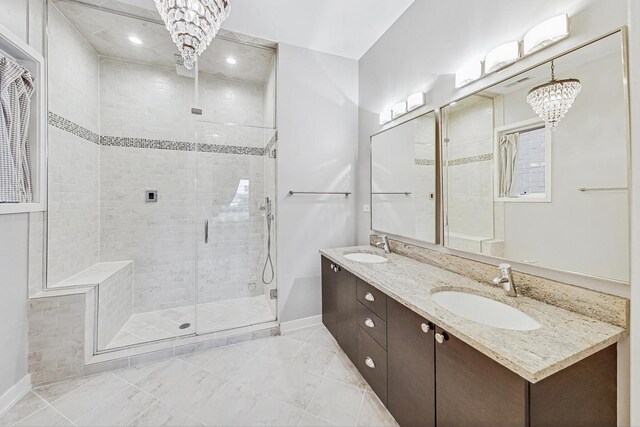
[44,0,277,352]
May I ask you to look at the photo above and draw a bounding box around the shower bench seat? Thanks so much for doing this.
[51,261,133,288]
[50,261,134,349]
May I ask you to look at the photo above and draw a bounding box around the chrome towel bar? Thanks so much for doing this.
[288,191,351,196]
[577,187,627,192]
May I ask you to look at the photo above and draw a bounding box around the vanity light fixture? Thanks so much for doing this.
[154,0,230,70]
[455,60,482,88]
[407,91,425,111]
[379,107,392,125]
[392,101,408,119]
[526,60,581,129]
[484,41,520,73]
[523,14,569,55]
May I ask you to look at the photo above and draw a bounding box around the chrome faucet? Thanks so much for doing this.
[376,235,391,254]
[492,263,517,297]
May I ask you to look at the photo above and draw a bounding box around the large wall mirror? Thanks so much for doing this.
[441,30,629,282]
[371,111,438,244]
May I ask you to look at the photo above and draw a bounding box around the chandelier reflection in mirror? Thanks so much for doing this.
[526,61,581,129]
[154,0,230,69]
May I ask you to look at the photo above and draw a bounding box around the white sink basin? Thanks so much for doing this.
[431,291,541,331]
[343,252,388,263]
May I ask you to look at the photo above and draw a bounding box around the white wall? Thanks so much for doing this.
[357,0,631,423]
[0,0,45,402]
[626,0,640,422]
[276,43,358,322]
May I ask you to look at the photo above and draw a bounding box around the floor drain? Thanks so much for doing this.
[179,323,191,330]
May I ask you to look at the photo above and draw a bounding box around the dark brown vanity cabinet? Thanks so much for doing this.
[321,256,358,363]
[387,298,436,427]
[434,326,617,427]
[321,258,617,427]
[434,327,527,427]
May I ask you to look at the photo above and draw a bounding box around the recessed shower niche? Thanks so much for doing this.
[44,0,278,351]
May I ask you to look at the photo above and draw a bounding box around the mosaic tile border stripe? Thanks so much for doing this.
[415,158,436,166]
[198,144,265,156]
[447,153,493,166]
[101,136,196,151]
[49,112,272,156]
[48,112,100,144]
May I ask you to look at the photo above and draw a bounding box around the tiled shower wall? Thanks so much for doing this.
[46,4,100,285]
[99,57,269,313]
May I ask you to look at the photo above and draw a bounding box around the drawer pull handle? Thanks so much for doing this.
[364,318,375,328]
[365,357,376,368]
[421,322,432,333]
[435,332,448,344]
[364,292,375,302]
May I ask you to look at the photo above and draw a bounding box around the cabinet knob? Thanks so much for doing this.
[364,318,375,328]
[421,322,433,333]
[330,263,335,269]
[364,292,375,302]
[365,357,376,369]
[435,332,448,344]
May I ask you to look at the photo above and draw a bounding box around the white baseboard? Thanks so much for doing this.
[0,374,31,416]
[280,315,322,333]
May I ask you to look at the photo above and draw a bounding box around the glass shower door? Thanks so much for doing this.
[195,121,277,334]
[193,36,278,335]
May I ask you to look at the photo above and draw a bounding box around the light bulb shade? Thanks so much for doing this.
[407,92,425,111]
[527,78,581,128]
[379,108,392,125]
[392,101,407,118]
[154,0,230,69]
[523,14,569,55]
[484,41,519,73]
[455,61,482,88]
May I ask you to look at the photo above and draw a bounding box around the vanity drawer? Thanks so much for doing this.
[358,326,388,405]
[356,279,387,320]
[357,302,387,349]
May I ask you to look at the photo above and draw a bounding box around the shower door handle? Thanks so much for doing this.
[204,219,209,244]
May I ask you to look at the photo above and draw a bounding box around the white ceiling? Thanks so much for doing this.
[54,0,276,84]
[115,0,416,59]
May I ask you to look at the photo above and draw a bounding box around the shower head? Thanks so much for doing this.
[175,54,196,78]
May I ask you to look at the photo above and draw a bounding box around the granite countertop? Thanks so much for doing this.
[320,246,626,383]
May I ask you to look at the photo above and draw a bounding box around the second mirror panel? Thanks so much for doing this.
[371,112,437,244]
[442,32,629,282]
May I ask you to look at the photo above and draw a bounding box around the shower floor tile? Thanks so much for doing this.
[105,295,275,350]
[8,326,397,427]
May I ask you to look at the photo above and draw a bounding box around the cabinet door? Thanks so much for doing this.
[435,327,527,427]
[321,257,337,339]
[335,267,358,364]
[387,298,435,427]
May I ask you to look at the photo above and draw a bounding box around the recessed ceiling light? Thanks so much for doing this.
[128,36,143,45]
[226,57,237,65]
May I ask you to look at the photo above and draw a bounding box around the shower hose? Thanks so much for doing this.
[262,214,274,284]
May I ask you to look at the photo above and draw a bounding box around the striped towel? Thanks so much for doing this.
[0,54,35,203]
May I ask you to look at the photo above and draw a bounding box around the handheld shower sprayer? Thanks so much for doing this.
[262,197,275,285]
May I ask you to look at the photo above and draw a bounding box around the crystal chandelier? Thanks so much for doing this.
[526,61,581,129]
[154,0,230,70]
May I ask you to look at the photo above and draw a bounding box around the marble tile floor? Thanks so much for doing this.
[2,326,398,427]
[107,295,276,349]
